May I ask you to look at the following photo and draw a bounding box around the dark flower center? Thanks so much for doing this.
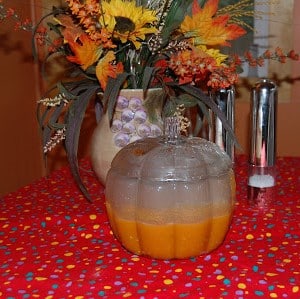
[114,16,135,33]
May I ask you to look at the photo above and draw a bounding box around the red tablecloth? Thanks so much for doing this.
[1,156,300,298]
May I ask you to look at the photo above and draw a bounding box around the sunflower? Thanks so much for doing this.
[99,0,158,49]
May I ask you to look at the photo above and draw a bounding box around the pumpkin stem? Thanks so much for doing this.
[164,116,181,144]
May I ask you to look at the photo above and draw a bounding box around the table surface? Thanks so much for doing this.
[1,156,300,299]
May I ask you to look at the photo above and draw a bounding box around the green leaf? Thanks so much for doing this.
[160,0,193,43]
[46,22,61,36]
[142,66,156,90]
[162,96,178,117]
[57,82,79,100]
[193,113,204,136]
[37,97,65,148]
[197,100,211,127]
[175,93,198,108]
[104,73,131,124]
[143,88,166,122]
[64,81,100,201]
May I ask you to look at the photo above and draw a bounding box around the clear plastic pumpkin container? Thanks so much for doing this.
[105,118,235,259]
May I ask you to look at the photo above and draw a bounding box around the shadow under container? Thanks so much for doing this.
[105,136,235,259]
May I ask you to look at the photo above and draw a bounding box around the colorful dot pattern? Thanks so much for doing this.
[0,156,299,298]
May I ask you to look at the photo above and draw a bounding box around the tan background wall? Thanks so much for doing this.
[0,1,45,195]
[235,0,300,157]
[1,1,300,195]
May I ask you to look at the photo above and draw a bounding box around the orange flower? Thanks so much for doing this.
[256,57,265,67]
[34,25,47,46]
[275,47,284,57]
[66,34,102,70]
[288,50,300,61]
[208,66,238,89]
[95,28,115,49]
[169,48,218,85]
[263,50,272,59]
[95,51,124,89]
[6,8,15,17]
[153,60,174,84]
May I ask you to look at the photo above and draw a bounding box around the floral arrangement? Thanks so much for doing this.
[1,0,299,200]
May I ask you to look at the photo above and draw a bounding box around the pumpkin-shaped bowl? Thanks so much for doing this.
[105,135,235,259]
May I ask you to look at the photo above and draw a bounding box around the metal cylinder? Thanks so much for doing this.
[209,86,235,161]
[249,78,277,167]
[247,78,278,209]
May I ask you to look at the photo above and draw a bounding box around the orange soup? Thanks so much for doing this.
[106,203,232,259]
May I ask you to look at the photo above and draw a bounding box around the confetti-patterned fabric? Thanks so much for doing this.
[1,156,300,299]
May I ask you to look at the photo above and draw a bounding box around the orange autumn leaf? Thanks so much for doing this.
[181,0,246,47]
[192,0,218,16]
[55,14,83,42]
[95,51,124,90]
[67,34,102,70]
